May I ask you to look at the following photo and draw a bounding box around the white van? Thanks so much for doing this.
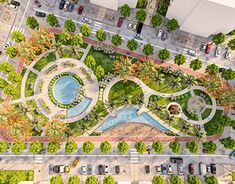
[199,162,206,175]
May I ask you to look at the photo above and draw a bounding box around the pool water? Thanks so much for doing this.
[96,108,170,132]
[53,76,79,104]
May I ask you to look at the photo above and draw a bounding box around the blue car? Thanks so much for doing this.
[161,164,167,175]
[230,150,235,160]
[87,164,92,175]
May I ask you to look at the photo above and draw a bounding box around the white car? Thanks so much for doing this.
[82,165,87,175]
[9,4,18,10]
[127,21,133,30]
[63,1,70,11]
[4,42,11,50]
[167,164,172,175]
[81,17,92,24]
[104,165,109,175]
[157,29,163,39]
[225,50,231,60]
[215,46,222,57]
[178,164,183,175]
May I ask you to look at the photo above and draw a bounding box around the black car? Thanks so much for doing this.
[98,165,104,175]
[136,22,143,34]
[115,165,120,174]
[68,3,75,12]
[211,164,216,174]
[145,165,150,174]
[59,0,65,10]
[170,157,183,164]
[35,11,46,17]
[11,0,20,6]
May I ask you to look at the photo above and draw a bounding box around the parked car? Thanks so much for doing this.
[170,157,183,164]
[9,4,18,10]
[117,17,123,28]
[157,29,163,39]
[136,22,143,34]
[59,0,65,10]
[167,164,172,175]
[178,164,183,175]
[98,165,104,175]
[132,22,137,31]
[77,5,83,15]
[199,162,207,175]
[187,49,198,56]
[35,11,46,17]
[206,165,211,173]
[11,0,20,6]
[68,3,75,12]
[219,67,226,73]
[4,42,11,50]
[53,165,70,174]
[225,50,231,60]
[82,165,87,175]
[87,164,92,175]
[215,46,222,57]
[230,150,235,160]
[145,165,150,174]
[134,33,143,40]
[104,165,109,174]
[81,17,92,24]
[63,1,70,11]
[72,157,79,168]
[161,32,167,41]
[156,165,161,173]
[161,164,167,175]
[127,21,133,30]
[211,164,216,174]
[115,165,120,174]
[205,42,213,54]
[189,164,194,175]
[200,42,207,51]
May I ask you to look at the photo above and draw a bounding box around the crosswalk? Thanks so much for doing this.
[129,149,139,163]
[92,21,102,35]
[11,26,25,34]
[34,155,43,164]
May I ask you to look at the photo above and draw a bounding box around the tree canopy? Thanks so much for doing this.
[212,32,225,45]
[86,176,97,184]
[205,64,219,75]
[26,16,39,29]
[186,141,199,153]
[65,140,78,154]
[11,31,25,43]
[120,4,131,17]
[64,19,76,32]
[152,141,164,154]
[11,141,26,154]
[151,14,162,27]
[202,141,217,154]
[135,141,146,154]
[84,55,96,69]
[80,24,92,37]
[47,142,60,153]
[96,29,106,42]
[30,141,43,154]
[117,141,129,154]
[167,18,179,32]
[169,141,182,153]
[127,39,138,51]
[103,176,115,184]
[46,14,59,27]
[82,141,94,154]
[135,9,147,22]
[174,53,186,66]
[190,59,202,71]
[228,38,235,50]
[152,176,165,184]
[112,34,122,46]
[219,137,235,149]
[158,48,170,60]
[100,141,112,154]
[143,43,154,56]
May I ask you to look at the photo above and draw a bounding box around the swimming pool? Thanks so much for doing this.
[53,76,79,104]
[96,108,170,132]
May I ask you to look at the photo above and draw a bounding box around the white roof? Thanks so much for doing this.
[209,0,235,8]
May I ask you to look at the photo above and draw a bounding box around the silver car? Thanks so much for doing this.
[225,50,231,60]
[215,46,222,57]
[81,17,92,24]
[178,164,183,175]
[157,29,163,39]
[127,21,133,30]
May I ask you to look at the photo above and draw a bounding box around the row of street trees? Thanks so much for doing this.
[212,32,235,50]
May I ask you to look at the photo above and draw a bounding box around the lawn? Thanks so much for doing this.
[194,89,212,105]
[201,108,212,120]
[59,48,83,60]
[12,68,26,100]
[232,171,235,181]
[33,52,56,71]
[0,170,34,183]
[25,71,38,97]
[108,80,144,107]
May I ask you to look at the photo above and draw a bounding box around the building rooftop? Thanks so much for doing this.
[209,0,235,8]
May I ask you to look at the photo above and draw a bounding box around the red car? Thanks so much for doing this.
[205,42,213,54]
[77,6,83,15]
[188,164,194,175]
[117,17,123,28]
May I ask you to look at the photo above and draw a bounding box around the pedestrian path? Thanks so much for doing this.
[34,155,43,164]
[92,21,102,35]
[129,149,139,163]
[11,26,25,33]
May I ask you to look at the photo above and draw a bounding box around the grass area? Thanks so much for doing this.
[144,75,188,93]
[108,80,144,107]
[232,171,235,181]
[157,5,168,17]
[25,71,38,97]
[204,110,223,135]
[33,52,56,71]
[12,68,26,100]
[59,48,83,60]
[0,170,34,183]
[194,89,212,105]
[201,108,212,120]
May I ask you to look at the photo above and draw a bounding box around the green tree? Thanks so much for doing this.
[169,141,182,153]
[84,55,96,69]
[95,65,105,79]
[228,38,235,50]
[151,14,162,27]
[5,46,18,58]
[127,39,138,51]
[50,176,62,184]
[68,176,80,184]
[46,13,59,27]
[30,141,43,154]
[167,18,179,32]
[152,141,164,154]
[86,176,97,184]
[135,141,146,154]
[11,31,25,43]
[142,43,154,56]
[47,142,60,153]
[7,71,21,83]
[202,141,217,154]
[120,4,131,17]
[212,32,225,45]
[117,141,129,154]
[71,34,84,46]
[174,53,186,66]
[0,77,7,89]
[0,141,9,154]
[100,141,112,154]
[137,0,147,8]
[158,48,170,61]
[190,59,202,71]
[204,176,218,184]
[96,29,106,42]
[135,9,147,22]
[0,0,7,4]
[205,64,219,75]
[219,137,235,149]
[188,176,201,184]
[103,176,115,184]
[80,24,92,37]
[64,19,76,32]
[221,68,235,80]
[65,140,78,154]
[82,141,94,154]
[170,176,183,184]
[4,85,16,96]
[186,141,199,153]
[11,141,26,154]
[152,176,165,184]
[58,31,71,45]
[111,34,122,46]
[0,62,14,74]
[26,16,39,29]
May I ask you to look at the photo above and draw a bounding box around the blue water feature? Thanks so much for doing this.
[53,76,79,104]
[96,108,170,132]
[67,97,92,118]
